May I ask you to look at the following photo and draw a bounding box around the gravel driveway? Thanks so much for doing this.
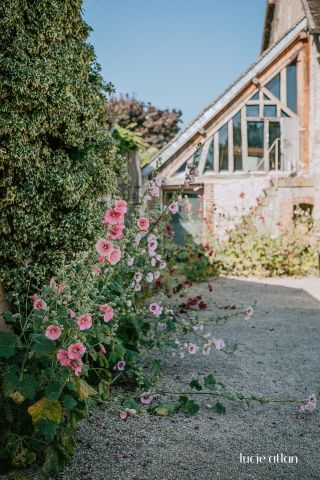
[4,278,320,480]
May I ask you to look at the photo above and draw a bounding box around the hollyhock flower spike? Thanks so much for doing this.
[45,325,62,340]
[137,217,149,232]
[33,298,48,310]
[68,342,86,360]
[77,314,92,331]
[57,349,71,367]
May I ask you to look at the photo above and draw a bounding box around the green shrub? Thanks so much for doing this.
[0,0,121,293]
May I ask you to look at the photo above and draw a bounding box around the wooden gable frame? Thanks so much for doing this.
[144,19,310,186]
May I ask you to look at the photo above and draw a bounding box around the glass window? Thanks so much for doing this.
[246,105,259,117]
[250,91,259,100]
[218,123,228,171]
[281,110,289,117]
[269,121,281,170]
[264,105,277,117]
[286,61,297,113]
[176,160,188,174]
[204,140,214,172]
[265,74,280,99]
[247,121,264,171]
[232,112,242,171]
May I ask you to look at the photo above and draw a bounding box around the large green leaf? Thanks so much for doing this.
[0,332,20,359]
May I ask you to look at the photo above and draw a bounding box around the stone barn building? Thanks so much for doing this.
[143,0,320,243]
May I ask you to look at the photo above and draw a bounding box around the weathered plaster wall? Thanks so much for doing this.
[310,37,320,220]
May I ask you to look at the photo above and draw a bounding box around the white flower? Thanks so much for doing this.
[146,272,154,283]
[159,261,166,270]
[154,271,160,280]
[127,257,134,267]
[151,258,157,267]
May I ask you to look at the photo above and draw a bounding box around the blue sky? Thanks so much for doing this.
[82,0,266,124]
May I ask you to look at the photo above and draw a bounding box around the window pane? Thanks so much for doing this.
[281,110,289,117]
[176,160,187,174]
[204,140,214,172]
[265,74,280,99]
[286,61,297,113]
[218,123,228,171]
[246,105,259,117]
[232,112,242,170]
[250,91,259,100]
[269,121,281,170]
[247,121,264,171]
[264,105,277,117]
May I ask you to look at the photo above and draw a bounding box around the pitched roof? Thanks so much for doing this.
[302,0,320,31]
[143,18,307,176]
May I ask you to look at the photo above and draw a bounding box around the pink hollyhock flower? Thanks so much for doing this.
[68,342,86,360]
[96,238,113,257]
[31,294,38,302]
[57,349,71,367]
[108,224,125,240]
[299,395,317,413]
[149,303,163,317]
[159,261,167,270]
[56,283,66,295]
[169,202,179,214]
[134,272,143,283]
[103,207,124,226]
[104,306,114,322]
[134,283,141,292]
[77,314,92,331]
[69,358,83,376]
[45,325,62,341]
[33,298,48,310]
[114,199,127,214]
[146,272,154,283]
[119,410,128,420]
[137,217,149,232]
[127,256,134,267]
[214,338,225,350]
[117,360,126,371]
[154,271,160,280]
[49,277,56,288]
[100,346,107,354]
[188,343,197,354]
[68,309,77,318]
[148,248,156,257]
[91,266,101,276]
[140,391,154,405]
[245,306,254,319]
[108,247,122,265]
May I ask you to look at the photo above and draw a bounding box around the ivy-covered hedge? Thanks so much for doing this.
[0,0,120,293]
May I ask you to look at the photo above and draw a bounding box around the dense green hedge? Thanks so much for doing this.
[0,0,120,293]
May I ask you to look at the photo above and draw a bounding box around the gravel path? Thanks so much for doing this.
[4,278,320,480]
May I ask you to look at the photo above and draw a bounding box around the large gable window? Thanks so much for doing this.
[233,112,242,171]
[286,60,297,113]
